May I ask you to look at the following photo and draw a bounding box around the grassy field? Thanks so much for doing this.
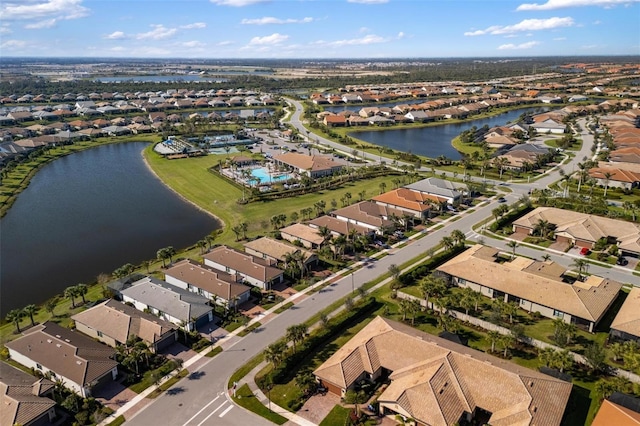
[143,144,407,247]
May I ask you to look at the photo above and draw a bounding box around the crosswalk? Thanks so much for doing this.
[181,393,234,426]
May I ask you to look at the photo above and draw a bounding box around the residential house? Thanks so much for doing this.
[0,363,57,426]
[436,245,623,332]
[592,393,640,426]
[610,287,640,343]
[404,177,462,206]
[588,162,640,190]
[530,118,567,134]
[513,207,640,257]
[72,299,178,352]
[279,223,325,249]
[308,215,372,238]
[119,276,214,332]
[314,316,571,426]
[372,187,439,221]
[165,259,251,308]
[243,237,317,270]
[323,114,347,127]
[331,200,405,235]
[273,153,344,179]
[5,322,118,398]
[203,246,284,290]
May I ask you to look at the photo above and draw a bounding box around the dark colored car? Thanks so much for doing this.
[498,197,506,203]
[617,257,629,266]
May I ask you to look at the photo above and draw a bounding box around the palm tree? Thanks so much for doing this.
[571,258,588,280]
[610,342,625,362]
[450,229,466,247]
[458,287,476,315]
[231,225,242,241]
[44,298,57,318]
[533,219,554,239]
[506,240,519,259]
[286,324,308,353]
[197,239,207,254]
[499,334,514,358]
[603,171,613,197]
[441,236,455,251]
[205,231,219,250]
[419,274,447,311]
[388,264,401,282]
[6,309,24,333]
[165,246,176,264]
[487,330,501,353]
[379,182,387,194]
[75,284,88,304]
[240,222,248,239]
[23,304,38,327]
[64,285,78,308]
[494,157,509,180]
[264,341,287,368]
[503,301,519,324]
[157,248,169,268]
[294,371,317,396]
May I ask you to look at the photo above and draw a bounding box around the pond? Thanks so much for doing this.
[350,107,547,160]
[0,142,220,313]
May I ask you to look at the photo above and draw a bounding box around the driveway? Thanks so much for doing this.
[296,392,340,424]
[93,377,137,412]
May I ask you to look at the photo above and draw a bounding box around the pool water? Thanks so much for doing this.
[250,167,292,183]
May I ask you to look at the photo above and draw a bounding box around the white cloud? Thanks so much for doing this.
[25,18,56,29]
[347,0,389,3]
[1,39,28,49]
[397,31,405,39]
[241,16,313,25]
[328,34,386,47]
[105,31,126,40]
[136,24,177,40]
[464,17,574,36]
[109,46,126,52]
[1,0,89,21]
[517,0,639,10]
[210,0,269,6]
[554,36,567,40]
[498,41,540,50]
[180,22,207,29]
[248,33,289,45]
[593,20,601,24]
[180,40,206,48]
[216,40,234,46]
[0,25,12,34]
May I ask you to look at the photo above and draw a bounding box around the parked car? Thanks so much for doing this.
[497,197,506,203]
[617,257,629,266]
[580,247,590,255]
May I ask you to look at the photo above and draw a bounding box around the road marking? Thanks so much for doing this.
[181,395,221,426]
[196,401,228,426]
[218,406,233,417]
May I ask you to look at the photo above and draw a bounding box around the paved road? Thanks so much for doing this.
[126,107,635,426]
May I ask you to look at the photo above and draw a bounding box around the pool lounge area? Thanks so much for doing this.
[249,166,292,184]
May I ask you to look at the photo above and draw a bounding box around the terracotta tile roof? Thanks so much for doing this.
[372,188,439,213]
[611,287,640,339]
[589,167,640,184]
[5,322,117,390]
[592,399,640,426]
[314,317,571,426]
[436,245,622,323]
[72,299,176,346]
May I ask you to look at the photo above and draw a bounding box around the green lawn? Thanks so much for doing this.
[232,384,288,425]
[319,405,351,426]
[143,145,406,247]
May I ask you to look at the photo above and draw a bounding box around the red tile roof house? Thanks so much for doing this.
[273,152,344,179]
[314,316,572,426]
[0,363,58,426]
[203,245,284,290]
[164,259,251,309]
[5,322,118,398]
[372,188,438,222]
[72,299,178,353]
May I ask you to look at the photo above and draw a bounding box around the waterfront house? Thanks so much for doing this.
[72,299,178,352]
[165,259,251,308]
[5,322,118,398]
[203,246,284,290]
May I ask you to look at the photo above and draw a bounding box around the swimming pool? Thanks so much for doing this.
[250,167,292,183]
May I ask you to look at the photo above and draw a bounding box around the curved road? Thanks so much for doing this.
[126,103,634,426]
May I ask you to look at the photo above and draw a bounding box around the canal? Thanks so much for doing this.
[0,142,220,313]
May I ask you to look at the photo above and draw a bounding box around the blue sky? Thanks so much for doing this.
[1,0,638,58]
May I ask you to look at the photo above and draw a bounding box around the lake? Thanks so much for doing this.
[0,142,220,313]
[350,107,547,160]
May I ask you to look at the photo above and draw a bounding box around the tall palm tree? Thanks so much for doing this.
[441,236,455,251]
[6,309,24,333]
[75,284,88,304]
[487,330,501,353]
[506,240,519,259]
[603,171,613,198]
[23,304,38,327]
[44,298,57,318]
[450,229,466,247]
[379,182,387,194]
[64,286,78,308]
[286,324,308,353]
[494,157,509,180]
[419,274,447,311]
[240,222,248,239]
[571,258,588,280]
[264,341,287,369]
[197,239,207,254]
[500,334,514,357]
